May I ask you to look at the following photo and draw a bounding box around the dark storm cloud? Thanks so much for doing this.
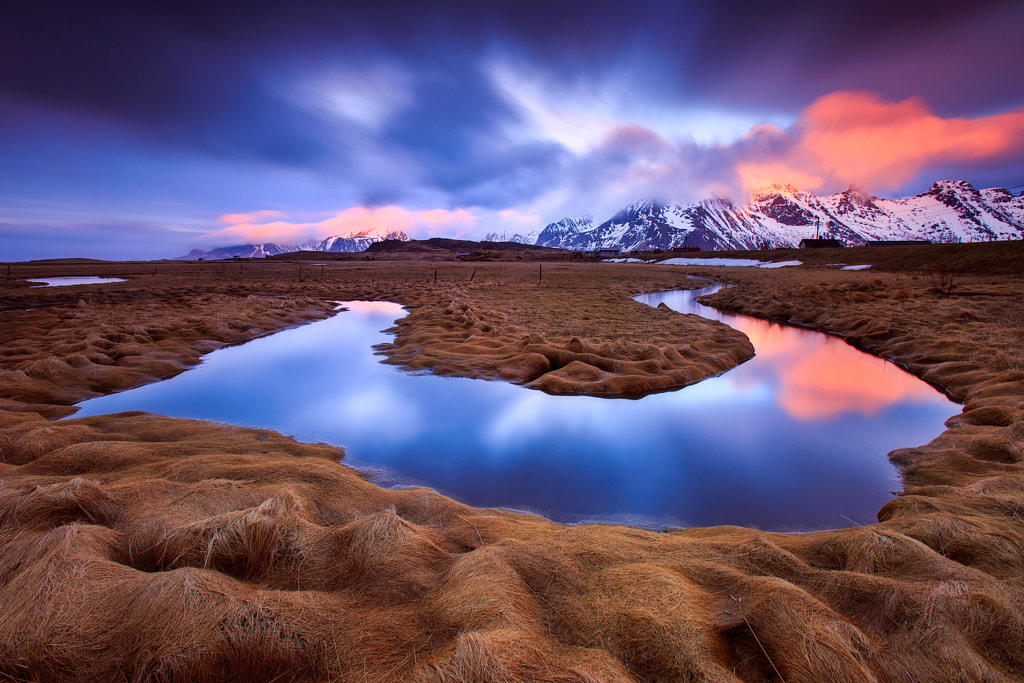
[382,55,519,176]
[6,0,1021,136]
[447,141,569,209]
[0,2,335,166]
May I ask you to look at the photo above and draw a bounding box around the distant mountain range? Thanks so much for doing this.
[178,227,410,260]
[482,231,539,245]
[178,181,1023,259]
[535,181,1024,252]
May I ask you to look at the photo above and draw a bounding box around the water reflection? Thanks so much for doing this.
[73,293,957,531]
[636,287,941,420]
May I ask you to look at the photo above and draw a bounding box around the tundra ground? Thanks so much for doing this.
[1,243,1023,681]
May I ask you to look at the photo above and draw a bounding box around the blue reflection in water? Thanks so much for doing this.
[72,291,957,531]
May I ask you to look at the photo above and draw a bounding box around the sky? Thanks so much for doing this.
[2,0,1024,260]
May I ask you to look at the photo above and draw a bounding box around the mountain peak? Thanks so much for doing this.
[831,185,877,210]
[925,179,979,195]
[545,215,593,231]
[624,199,666,212]
[750,184,802,200]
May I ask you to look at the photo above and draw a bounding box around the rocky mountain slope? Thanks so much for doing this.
[536,181,1024,251]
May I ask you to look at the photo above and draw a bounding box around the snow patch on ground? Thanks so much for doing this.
[841,265,872,271]
[602,258,647,263]
[657,258,802,268]
[28,277,127,287]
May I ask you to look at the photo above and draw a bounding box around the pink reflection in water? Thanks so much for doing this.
[734,316,939,420]
[340,300,404,314]
[637,286,945,421]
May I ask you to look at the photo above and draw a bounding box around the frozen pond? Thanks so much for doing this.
[72,290,957,531]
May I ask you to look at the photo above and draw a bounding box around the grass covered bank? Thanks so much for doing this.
[1,244,1023,681]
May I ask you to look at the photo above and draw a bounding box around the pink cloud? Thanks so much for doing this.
[204,206,479,245]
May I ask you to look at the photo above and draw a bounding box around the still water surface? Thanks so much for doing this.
[73,287,957,530]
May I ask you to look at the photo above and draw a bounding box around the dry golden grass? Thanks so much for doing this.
[373,264,753,397]
[0,245,1023,681]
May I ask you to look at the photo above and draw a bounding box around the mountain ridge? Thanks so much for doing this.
[178,228,410,260]
[535,181,1024,251]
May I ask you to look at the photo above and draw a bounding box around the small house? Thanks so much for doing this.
[594,247,621,258]
[798,238,844,248]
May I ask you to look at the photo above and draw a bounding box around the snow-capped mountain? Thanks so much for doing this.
[536,181,1024,251]
[536,201,782,252]
[533,216,595,247]
[178,228,410,260]
[177,244,293,260]
[300,229,410,253]
[482,230,540,245]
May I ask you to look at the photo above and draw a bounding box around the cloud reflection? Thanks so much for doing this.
[780,346,939,420]
[333,385,424,441]
[645,289,947,421]
[732,317,939,420]
[342,300,405,315]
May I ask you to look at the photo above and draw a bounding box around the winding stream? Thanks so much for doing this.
[72,287,957,531]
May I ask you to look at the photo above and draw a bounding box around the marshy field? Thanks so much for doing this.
[2,242,1024,681]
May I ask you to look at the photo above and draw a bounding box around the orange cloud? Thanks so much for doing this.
[204,206,478,245]
[736,162,825,195]
[739,91,1024,194]
[803,91,1024,189]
